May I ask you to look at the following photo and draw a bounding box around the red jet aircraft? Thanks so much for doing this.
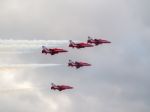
[68,60,91,69]
[42,46,68,55]
[51,83,73,91]
[87,36,111,45]
[69,40,93,49]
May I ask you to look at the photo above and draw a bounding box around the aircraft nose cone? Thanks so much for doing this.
[88,64,92,66]
[70,87,73,89]
[106,41,111,43]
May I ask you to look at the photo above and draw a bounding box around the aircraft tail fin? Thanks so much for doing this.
[42,46,47,49]
[69,40,75,45]
[68,60,74,66]
[42,46,49,52]
[69,59,73,63]
[51,83,56,87]
[88,36,93,40]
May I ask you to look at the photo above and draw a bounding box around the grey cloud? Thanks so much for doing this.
[126,0,150,26]
[0,0,150,112]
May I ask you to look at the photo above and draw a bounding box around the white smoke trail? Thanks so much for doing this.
[0,87,35,93]
[0,64,61,68]
[0,51,35,54]
[0,39,69,49]
[0,39,68,44]
[0,87,49,94]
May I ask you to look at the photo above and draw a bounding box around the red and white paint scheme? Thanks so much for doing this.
[42,46,68,55]
[51,83,73,91]
[68,60,91,69]
[69,40,93,49]
[87,36,111,45]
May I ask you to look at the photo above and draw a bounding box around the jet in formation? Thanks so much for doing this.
[87,36,111,45]
[42,46,68,55]
[51,83,73,91]
[68,60,91,69]
[42,36,111,92]
[69,40,93,49]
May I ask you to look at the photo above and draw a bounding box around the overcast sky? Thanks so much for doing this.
[0,0,150,112]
